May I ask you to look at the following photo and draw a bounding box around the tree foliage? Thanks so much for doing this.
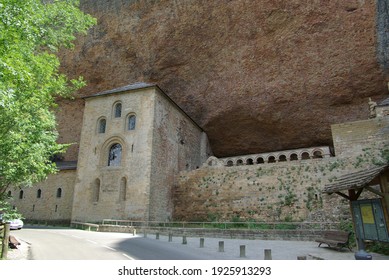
[0,0,96,206]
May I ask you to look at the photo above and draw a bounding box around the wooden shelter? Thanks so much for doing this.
[324,165,389,245]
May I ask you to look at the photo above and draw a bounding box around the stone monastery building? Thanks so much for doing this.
[11,83,212,223]
[8,82,389,225]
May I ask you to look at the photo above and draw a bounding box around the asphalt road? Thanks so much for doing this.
[9,226,218,260]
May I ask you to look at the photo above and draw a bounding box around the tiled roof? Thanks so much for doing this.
[56,161,77,170]
[323,165,388,193]
[85,82,157,98]
[378,97,389,107]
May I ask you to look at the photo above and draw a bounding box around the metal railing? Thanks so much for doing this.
[99,219,340,231]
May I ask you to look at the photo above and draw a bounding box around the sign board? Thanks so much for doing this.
[351,199,389,242]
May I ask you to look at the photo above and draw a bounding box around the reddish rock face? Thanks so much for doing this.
[59,0,389,159]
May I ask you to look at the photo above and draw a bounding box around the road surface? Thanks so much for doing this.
[9,226,220,260]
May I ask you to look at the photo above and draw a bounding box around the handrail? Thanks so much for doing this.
[95,220,340,230]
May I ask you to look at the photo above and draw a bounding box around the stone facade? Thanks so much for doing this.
[7,83,389,226]
[8,168,76,224]
[173,101,389,223]
[71,83,211,222]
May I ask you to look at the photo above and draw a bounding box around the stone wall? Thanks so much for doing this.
[9,170,76,223]
[331,117,389,157]
[71,87,156,222]
[148,88,212,221]
[173,157,350,223]
[173,116,389,223]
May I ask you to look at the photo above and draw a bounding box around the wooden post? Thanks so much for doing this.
[168,233,173,242]
[380,173,389,234]
[182,235,187,245]
[156,232,159,240]
[240,245,246,258]
[1,223,10,259]
[264,249,272,260]
[200,238,204,248]
[218,241,224,252]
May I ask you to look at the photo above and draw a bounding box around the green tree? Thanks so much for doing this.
[0,0,96,216]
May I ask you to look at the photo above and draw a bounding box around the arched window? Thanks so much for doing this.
[313,151,323,159]
[226,160,234,167]
[56,188,62,198]
[93,179,100,203]
[114,103,122,118]
[237,159,243,166]
[301,152,310,160]
[257,157,265,164]
[290,153,298,161]
[268,156,276,163]
[246,158,254,165]
[128,115,136,130]
[98,118,106,134]
[279,155,287,162]
[108,143,122,166]
[37,189,42,198]
[119,177,127,201]
[19,190,24,199]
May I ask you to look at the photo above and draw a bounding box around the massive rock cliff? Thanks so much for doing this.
[58,0,389,159]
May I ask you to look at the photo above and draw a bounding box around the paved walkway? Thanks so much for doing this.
[6,232,389,260]
[141,234,389,260]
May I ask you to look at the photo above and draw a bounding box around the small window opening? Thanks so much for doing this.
[128,115,136,130]
[99,119,106,134]
[268,156,276,163]
[56,188,62,198]
[114,103,122,118]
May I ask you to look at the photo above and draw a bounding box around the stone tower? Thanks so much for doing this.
[71,83,212,222]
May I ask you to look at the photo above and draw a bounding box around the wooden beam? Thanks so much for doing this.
[355,188,364,200]
[335,191,351,200]
[365,186,384,197]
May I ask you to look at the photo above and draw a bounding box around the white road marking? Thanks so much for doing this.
[71,235,82,239]
[103,245,116,251]
[122,253,135,260]
[86,239,98,244]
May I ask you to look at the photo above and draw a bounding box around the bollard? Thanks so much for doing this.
[297,256,307,260]
[168,233,173,242]
[240,245,246,258]
[182,235,187,245]
[264,249,272,260]
[133,228,136,236]
[200,238,204,248]
[156,232,159,240]
[218,241,224,252]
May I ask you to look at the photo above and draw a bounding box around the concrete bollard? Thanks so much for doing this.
[133,229,136,236]
[264,249,272,260]
[156,232,159,240]
[218,241,224,252]
[182,235,187,245]
[200,238,204,248]
[297,256,307,260]
[240,245,246,258]
[168,233,173,242]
